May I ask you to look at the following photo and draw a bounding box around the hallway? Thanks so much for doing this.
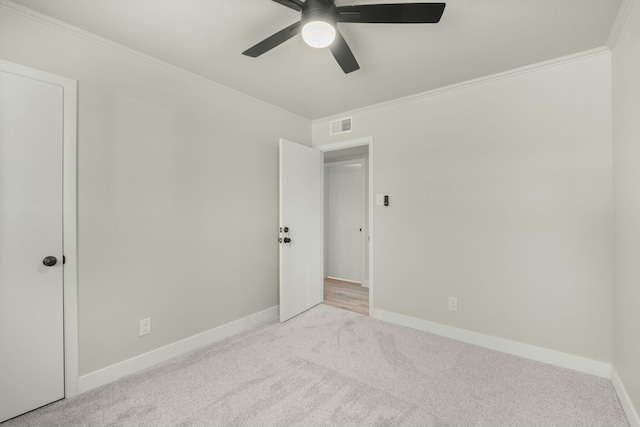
[322,278,369,315]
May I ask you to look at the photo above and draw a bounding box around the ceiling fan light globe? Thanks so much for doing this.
[302,21,336,48]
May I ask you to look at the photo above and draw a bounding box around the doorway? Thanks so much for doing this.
[325,159,364,282]
[318,138,373,316]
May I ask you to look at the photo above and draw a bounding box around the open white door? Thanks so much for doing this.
[279,139,323,322]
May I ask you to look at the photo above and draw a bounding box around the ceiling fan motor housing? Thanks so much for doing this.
[302,0,338,27]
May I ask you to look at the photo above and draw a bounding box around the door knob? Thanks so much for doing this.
[283,237,292,243]
[42,256,58,267]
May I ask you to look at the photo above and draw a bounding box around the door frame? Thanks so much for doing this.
[324,158,366,285]
[316,137,374,315]
[0,59,79,397]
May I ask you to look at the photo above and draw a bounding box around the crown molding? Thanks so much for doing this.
[0,0,308,122]
[607,0,637,49]
[314,47,611,124]
[0,0,619,125]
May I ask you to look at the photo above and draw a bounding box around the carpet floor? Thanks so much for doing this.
[3,304,629,427]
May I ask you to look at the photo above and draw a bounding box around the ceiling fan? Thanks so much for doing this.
[243,0,446,74]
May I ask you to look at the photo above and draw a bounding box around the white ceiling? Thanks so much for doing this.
[10,0,622,119]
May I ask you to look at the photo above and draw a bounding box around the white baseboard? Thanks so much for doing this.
[78,306,279,393]
[612,367,640,427]
[372,308,611,379]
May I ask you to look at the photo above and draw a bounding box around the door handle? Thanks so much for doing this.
[42,256,57,267]
[279,226,291,244]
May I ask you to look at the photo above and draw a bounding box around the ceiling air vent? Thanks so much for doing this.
[330,117,353,136]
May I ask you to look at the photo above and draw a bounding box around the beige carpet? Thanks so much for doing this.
[4,304,629,426]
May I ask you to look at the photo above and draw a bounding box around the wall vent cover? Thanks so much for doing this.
[330,117,353,135]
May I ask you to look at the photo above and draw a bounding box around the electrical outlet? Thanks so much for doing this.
[139,318,151,336]
[448,297,458,312]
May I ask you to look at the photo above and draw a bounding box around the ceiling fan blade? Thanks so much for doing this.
[243,21,302,57]
[337,3,446,23]
[271,0,304,12]
[329,30,360,74]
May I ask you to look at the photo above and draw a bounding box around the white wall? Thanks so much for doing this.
[612,0,640,417]
[313,52,614,362]
[0,6,310,375]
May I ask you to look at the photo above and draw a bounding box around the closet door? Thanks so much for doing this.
[0,68,65,422]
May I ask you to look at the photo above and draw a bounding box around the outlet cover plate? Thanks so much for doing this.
[140,318,151,336]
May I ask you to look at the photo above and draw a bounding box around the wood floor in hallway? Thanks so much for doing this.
[323,277,369,315]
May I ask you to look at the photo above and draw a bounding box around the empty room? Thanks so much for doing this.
[1,0,639,426]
